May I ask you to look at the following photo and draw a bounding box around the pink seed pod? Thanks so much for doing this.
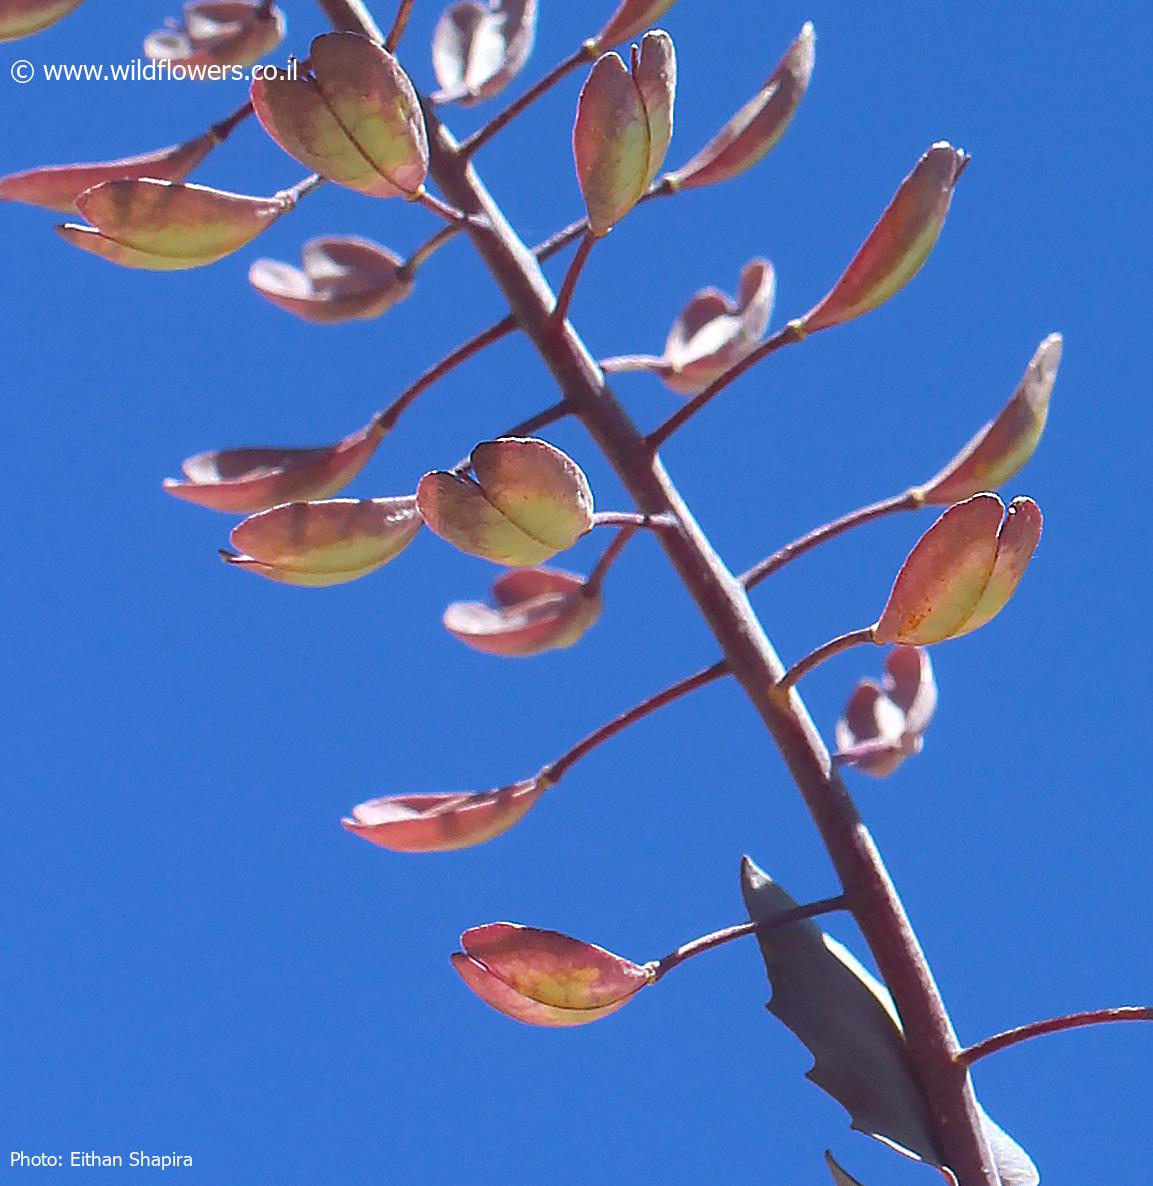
[874,494,1042,646]
[451,922,652,1025]
[58,178,288,271]
[144,2,285,70]
[163,419,386,515]
[343,777,548,853]
[251,31,428,199]
[249,237,414,324]
[573,30,676,236]
[221,496,421,586]
[418,438,595,567]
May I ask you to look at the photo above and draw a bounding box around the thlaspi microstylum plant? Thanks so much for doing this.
[5,2,1149,1182]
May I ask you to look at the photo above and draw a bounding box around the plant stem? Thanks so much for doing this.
[460,46,594,158]
[401,223,465,276]
[742,490,923,591]
[778,627,876,693]
[209,99,254,143]
[552,230,596,324]
[280,173,326,206]
[648,896,848,982]
[317,0,384,38]
[600,353,665,375]
[532,181,673,264]
[957,1007,1153,1066]
[416,190,485,226]
[384,0,414,51]
[501,399,570,438]
[591,511,668,529]
[374,315,518,434]
[541,661,729,786]
[648,320,808,450]
[585,525,637,596]
[316,4,1003,1180]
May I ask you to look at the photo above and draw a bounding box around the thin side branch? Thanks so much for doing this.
[552,230,596,324]
[532,180,673,263]
[957,1007,1153,1066]
[401,223,465,276]
[542,661,729,785]
[384,0,414,52]
[742,490,924,591]
[778,627,876,692]
[374,316,518,434]
[648,320,808,450]
[209,99,255,143]
[585,525,638,596]
[460,47,594,157]
[648,896,848,982]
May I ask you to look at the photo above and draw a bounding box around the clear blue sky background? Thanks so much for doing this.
[3,2,1150,1184]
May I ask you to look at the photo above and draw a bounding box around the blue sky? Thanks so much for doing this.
[3,2,1151,1183]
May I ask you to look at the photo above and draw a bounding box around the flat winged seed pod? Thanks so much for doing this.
[249,237,413,324]
[451,923,652,1026]
[573,30,676,236]
[799,143,968,335]
[431,0,537,105]
[588,0,677,52]
[873,494,1042,645]
[342,777,548,853]
[835,647,936,777]
[417,438,595,566]
[916,334,1063,504]
[639,258,776,393]
[0,0,84,41]
[57,179,288,270]
[144,1,285,69]
[251,32,428,199]
[444,567,602,656]
[221,496,421,586]
[664,23,814,192]
[163,419,385,514]
[0,134,217,214]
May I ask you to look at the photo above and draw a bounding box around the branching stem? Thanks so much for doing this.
[315,3,1005,1180]
[648,896,848,982]
[460,46,594,157]
[542,661,729,786]
[743,490,924,591]
[957,1007,1153,1066]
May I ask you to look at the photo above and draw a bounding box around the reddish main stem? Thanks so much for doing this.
[958,1007,1153,1066]
[316,3,1001,1181]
